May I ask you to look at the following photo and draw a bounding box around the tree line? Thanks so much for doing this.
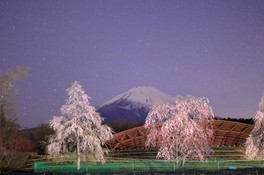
[220,117,254,124]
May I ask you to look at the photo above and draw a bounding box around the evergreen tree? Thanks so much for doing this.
[47,81,112,170]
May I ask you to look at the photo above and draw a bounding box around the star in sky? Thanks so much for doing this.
[0,0,264,128]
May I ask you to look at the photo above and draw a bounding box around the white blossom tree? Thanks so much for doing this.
[145,96,214,162]
[47,81,113,170]
[246,96,264,160]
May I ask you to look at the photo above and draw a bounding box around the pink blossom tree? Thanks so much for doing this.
[47,81,112,170]
[145,96,214,162]
[246,96,264,159]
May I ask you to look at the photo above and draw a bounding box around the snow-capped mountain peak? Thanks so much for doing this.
[96,87,174,121]
[98,86,173,109]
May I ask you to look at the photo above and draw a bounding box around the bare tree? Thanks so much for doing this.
[47,81,112,170]
[246,96,264,159]
[0,66,28,105]
[145,96,214,163]
[0,66,28,169]
[0,66,28,149]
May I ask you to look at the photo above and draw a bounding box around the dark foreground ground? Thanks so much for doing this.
[1,168,264,175]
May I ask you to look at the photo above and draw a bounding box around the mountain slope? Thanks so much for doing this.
[96,87,174,121]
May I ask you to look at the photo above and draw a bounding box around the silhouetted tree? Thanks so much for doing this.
[221,117,253,124]
[19,123,54,154]
[10,135,36,152]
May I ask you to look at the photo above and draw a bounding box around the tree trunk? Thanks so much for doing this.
[77,131,80,171]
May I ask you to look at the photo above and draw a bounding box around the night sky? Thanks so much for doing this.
[1,0,264,128]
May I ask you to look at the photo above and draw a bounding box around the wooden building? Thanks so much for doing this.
[106,120,253,150]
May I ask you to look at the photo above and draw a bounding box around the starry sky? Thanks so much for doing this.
[1,0,264,128]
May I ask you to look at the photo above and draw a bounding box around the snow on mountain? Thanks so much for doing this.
[98,86,173,110]
[96,87,174,121]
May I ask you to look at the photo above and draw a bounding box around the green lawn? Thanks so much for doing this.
[34,159,264,173]
[33,147,264,173]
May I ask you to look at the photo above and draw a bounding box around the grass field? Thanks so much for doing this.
[34,159,264,173]
[33,147,264,173]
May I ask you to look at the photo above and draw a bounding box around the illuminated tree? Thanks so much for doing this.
[145,96,214,162]
[47,81,112,170]
[246,96,264,159]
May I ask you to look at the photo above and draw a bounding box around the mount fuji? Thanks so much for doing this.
[96,87,174,121]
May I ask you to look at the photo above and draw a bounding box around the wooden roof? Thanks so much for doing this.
[106,120,253,150]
